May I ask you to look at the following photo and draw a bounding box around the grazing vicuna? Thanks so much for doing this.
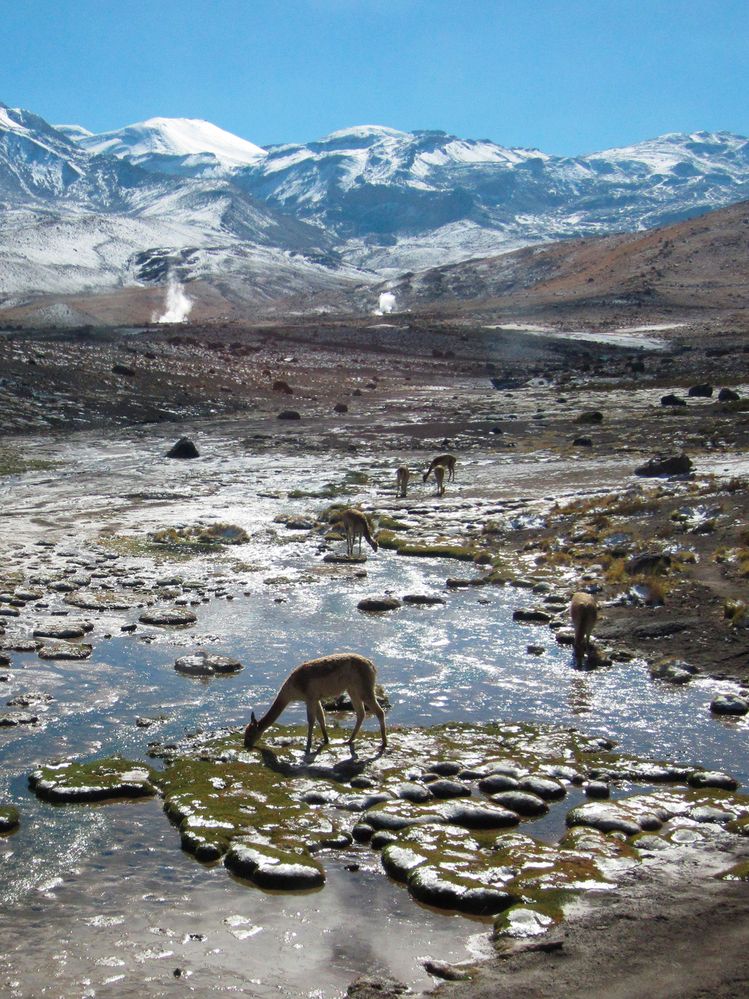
[570,591,598,665]
[433,463,446,496]
[342,508,378,557]
[422,454,456,483]
[396,465,409,497]
[243,653,387,753]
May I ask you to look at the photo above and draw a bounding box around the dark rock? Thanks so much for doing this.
[277,410,301,420]
[396,783,433,803]
[37,641,92,660]
[635,453,692,477]
[224,841,324,890]
[718,387,740,402]
[139,608,197,626]
[0,805,20,833]
[0,711,39,727]
[33,623,87,640]
[688,383,713,397]
[166,437,199,459]
[441,801,520,829]
[585,781,610,800]
[174,652,243,676]
[576,411,603,424]
[357,597,402,613]
[427,779,472,799]
[272,379,293,394]
[710,693,749,716]
[491,790,549,817]
[660,393,687,407]
[478,774,520,794]
[573,436,593,447]
[518,776,566,800]
[333,402,348,413]
[688,770,739,791]
[112,363,136,377]
[408,867,517,915]
[429,761,462,776]
[566,803,641,836]
[347,974,410,998]
[513,608,551,624]
[402,594,446,606]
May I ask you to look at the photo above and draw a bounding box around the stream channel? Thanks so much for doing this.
[0,423,747,998]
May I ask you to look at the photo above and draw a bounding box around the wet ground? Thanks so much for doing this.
[1,318,748,997]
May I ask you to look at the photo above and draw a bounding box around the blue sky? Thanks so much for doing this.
[1,0,745,154]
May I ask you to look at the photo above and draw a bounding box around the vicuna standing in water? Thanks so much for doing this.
[341,508,378,557]
[433,463,446,496]
[396,465,409,497]
[422,454,456,483]
[570,591,598,665]
[243,653,387,754]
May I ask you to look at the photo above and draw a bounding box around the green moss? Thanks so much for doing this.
[0,448,57,477]
[396,543,477,561]
[718,860,749,881]
[29,757,157,802]
[0,805,20,833]
[376,514,410,531]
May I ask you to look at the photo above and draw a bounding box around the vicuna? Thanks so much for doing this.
[244,653,387,754]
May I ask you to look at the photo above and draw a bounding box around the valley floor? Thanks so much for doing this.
[1,311,748,998]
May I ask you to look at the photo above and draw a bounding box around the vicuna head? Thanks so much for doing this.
[244,710,260,748]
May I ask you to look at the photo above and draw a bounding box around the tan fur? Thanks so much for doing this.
[342,508,378,557]
[244,653,387,753]
[396,465,409,497]
[433,463,446,496]
[422,454,456,483]
[570,591,598,665]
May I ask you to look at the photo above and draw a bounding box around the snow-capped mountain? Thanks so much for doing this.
[73,116,267,176]
[2,100,749,313]
[0,103,346,302]
[228,125,749,272]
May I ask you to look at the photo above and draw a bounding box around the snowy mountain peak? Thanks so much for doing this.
[54,123,95,142]
[76,117,267,169]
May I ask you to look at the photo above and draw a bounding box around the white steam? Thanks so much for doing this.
[376,291,396,315]
[153,275,193,324]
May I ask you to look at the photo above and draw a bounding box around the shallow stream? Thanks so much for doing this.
[0,424,747,997]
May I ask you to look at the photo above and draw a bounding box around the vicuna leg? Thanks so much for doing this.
[348,692,366,744]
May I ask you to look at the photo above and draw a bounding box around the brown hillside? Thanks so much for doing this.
[392,200,749,320]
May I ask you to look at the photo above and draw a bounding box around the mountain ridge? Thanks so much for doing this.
[1,101,748,312]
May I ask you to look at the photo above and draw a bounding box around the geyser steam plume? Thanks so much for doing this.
[377,291,396,315]
[154,275,193,324]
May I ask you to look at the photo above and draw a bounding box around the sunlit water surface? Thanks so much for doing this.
[1,430,747,997]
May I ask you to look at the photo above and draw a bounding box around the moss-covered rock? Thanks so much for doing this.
[0,804,20,833]
[29,758,157,802]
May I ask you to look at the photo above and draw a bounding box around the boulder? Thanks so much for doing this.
[333,402,348,413]
[709,694,749,716]
[166,437,199,459]
[576,411,604,424]
[277,410,301,420]
[718,387,740,402]
[512,608,551,624]
[688,383,713,397]
[635,453,692,477]
[660,393,686,407]
[0,805,20,833]
[139,608,197,626]
[357,597,402,613]
[573,436,593,447]
[174,652,243,677]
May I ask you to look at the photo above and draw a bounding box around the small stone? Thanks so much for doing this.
[357,597,401,612]
[688,770,739,791]
[710,694,749,716]
[166,437,199,459]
